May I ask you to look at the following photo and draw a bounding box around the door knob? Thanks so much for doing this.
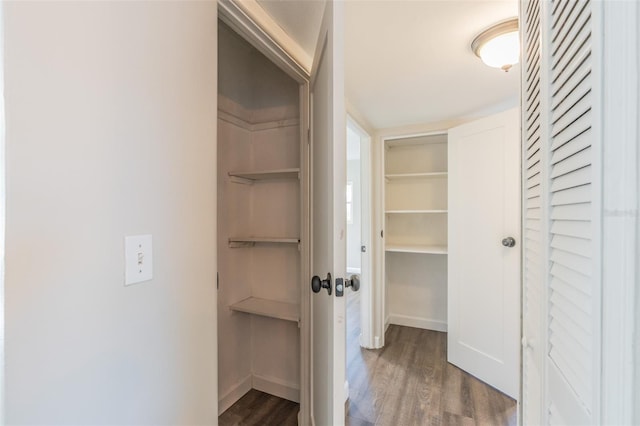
[345,274,360,292]
[311,273,332,295]
[502,237,516,247]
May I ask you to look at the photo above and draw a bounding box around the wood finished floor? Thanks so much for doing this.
[218,389,298,426]
[219,289,516,426]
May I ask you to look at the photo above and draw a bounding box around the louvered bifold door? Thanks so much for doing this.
[521,0,545,424]
[521,0,602,424]
[546,0,601,424]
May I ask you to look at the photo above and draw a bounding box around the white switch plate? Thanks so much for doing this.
[125,235,153,286]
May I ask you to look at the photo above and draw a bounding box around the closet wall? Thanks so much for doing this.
[217,23,302,413]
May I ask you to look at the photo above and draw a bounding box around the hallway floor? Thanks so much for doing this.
[346,290,517,426]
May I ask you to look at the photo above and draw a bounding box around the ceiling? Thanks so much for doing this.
[256,0,519,130]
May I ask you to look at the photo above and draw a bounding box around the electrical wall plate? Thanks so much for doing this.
[125,234,153,286]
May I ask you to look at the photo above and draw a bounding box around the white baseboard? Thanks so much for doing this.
[253,373,300,403]
[218,374,252,415]
[388,314,447,332]
[346,267,361,274]
[385,315,391,333]
[344,380,350,402]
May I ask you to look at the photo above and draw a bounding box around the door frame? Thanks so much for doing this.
[346,116,375,349]
[217,2,312,423]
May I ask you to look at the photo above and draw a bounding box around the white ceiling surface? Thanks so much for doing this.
[257,0,520,130]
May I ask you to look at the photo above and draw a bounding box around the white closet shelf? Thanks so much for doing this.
[385,172,447,180]
[229,297,299,323]
[385,209,448,214]
[385,244,448,254]
[228,168,300,184]
[228,237,300,247]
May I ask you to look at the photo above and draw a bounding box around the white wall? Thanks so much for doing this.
[4,2,218,424]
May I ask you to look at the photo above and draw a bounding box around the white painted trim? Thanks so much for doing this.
[299,81,312,426]
[253,373,300,403]
[218,0,309,83]
[0,2,6,421]
[375,136,387,348]
[383,129,448,142]
[218,375,252,415]
[591,3,605,422]
[377,120,464,140]
[388,314,447,332]
[347,115,375,350]
[344,380,349,402]
[224,0,311,74]
[346,99,375,136]
[600,1,639,424]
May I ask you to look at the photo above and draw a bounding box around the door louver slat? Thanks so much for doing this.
[551,234,591,258]
[550,202,591,221]
[550,165,591,192]
[550,184,591,205]
[550,220,591,239]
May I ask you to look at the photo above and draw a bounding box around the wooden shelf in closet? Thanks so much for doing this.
[385,172,447,181]
[229,297,299,323]
[228,168,300,184]
[385,244,448,255]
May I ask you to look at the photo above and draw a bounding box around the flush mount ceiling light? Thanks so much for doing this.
[471,18,520,72]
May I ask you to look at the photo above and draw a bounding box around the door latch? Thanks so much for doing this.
[335,278,344,297]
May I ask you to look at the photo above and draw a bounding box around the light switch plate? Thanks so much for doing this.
[125,234,153,286]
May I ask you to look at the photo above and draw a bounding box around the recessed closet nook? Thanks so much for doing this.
[384,133,448,332]
[217,22,306,414]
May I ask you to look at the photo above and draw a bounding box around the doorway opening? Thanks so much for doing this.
[345,116,373,354]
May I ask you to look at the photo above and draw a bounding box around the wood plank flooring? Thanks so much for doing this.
[218,389,298,426]
[346,290,516,426]
[219,289,516,425]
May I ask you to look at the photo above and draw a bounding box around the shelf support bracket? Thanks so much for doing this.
[229,175,254,185]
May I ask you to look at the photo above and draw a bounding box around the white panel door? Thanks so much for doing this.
[448,108,521,399]
[310,1,346,425]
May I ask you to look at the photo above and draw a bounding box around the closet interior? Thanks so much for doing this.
[384,133,449,331]
[217,22,304,414]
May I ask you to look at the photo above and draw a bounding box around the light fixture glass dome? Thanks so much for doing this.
[472,18,520,72]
